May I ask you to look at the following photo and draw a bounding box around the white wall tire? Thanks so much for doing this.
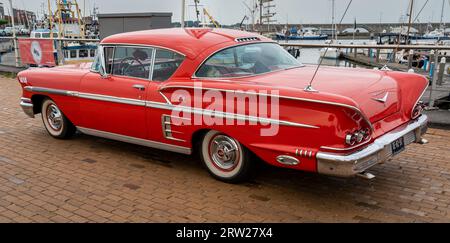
[200,130,253,183]
[41,99,76,139]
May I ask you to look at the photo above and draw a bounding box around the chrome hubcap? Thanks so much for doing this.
[209,135,240,171]
[46,104,62,131]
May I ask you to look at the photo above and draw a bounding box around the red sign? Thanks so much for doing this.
[18,39,56,66]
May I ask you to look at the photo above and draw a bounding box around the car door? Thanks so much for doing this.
[79,46,154,140]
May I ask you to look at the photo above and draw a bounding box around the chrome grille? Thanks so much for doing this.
[162,115,186,142]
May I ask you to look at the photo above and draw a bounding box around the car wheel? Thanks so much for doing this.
[41,98,76,139]
[200,130,254,183]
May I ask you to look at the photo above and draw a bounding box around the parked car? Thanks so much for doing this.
[0,29,6,36]
[17,28,429,183]
[20,28,30,35]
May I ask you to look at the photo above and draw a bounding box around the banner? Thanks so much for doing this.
[18,39,56,67]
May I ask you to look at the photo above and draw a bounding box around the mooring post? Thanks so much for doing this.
[354,48,357,58]
[437,57,446,86]
[427,50,435,72]
[376,49,380,63]
[428,49,440,108]
[408,49,414,69]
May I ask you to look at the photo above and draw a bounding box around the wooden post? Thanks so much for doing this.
[354,48,357,58]
[437,57,446,86]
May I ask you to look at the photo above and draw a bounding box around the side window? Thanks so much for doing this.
[112,47,153,79]
[70,50,77,59]
[91,53,101,72]
[79,49,89,58]
[103,47,114,74]
[152,48,185,81]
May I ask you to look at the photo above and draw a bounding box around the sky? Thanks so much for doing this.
[1,0,450,25]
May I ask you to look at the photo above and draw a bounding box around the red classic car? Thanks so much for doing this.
[17,28,428,183]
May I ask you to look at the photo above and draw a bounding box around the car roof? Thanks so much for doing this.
[101,28,274,59]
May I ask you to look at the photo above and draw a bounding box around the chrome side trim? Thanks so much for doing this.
[77,127,192,155]
[146,101,319,129]
[77,92,146,106]
[25,86,318,129]
[24,86,72,96]
[411,84,428,118]
[159,85,373,130]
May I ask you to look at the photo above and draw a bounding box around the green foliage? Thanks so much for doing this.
[0,19,8,26]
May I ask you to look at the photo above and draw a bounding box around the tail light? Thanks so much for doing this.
[412,102,425,119]
[345,128,372,146]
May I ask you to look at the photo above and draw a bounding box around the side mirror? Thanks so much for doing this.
[99,65,111,79]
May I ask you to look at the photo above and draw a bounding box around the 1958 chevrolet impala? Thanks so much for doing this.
[17,28,428,183]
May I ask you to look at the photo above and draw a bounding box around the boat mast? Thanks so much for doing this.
[439,0,445,30]
[406,0,414,44]
[331,0,335,40]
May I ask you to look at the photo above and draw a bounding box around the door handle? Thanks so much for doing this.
[132,84,146,91]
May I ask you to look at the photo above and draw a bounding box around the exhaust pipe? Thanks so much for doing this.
[357,172,375,180]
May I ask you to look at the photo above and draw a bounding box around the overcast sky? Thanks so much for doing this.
[2,0,450,25]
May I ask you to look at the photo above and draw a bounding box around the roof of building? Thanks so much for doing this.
[101,28,273,59]
[98,12,173,18]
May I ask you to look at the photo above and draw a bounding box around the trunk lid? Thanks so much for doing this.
[245,66,400,123]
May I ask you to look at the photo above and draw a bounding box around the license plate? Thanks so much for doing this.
[391,137,405,156]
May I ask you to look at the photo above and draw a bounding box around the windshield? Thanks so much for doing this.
[196,43,302,78]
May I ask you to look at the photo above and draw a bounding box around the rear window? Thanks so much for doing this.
[152,48,185,81]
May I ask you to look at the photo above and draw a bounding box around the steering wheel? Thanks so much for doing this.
[119,57,146,76]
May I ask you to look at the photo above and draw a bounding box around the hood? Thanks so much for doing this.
[244,66,400,123]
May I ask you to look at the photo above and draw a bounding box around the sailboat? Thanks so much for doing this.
[420,0,449,40]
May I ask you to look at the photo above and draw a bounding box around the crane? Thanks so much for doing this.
[203,8,220,28]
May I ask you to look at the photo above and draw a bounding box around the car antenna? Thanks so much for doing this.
[304,45,329,93]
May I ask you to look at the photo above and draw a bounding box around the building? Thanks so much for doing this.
[98,12,172,39]
[13,9,37,28]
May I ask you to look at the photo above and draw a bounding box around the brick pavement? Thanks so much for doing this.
[1,75,450,222]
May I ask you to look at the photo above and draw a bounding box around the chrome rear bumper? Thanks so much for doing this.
[20,98,35,118]
[316,115,428,177]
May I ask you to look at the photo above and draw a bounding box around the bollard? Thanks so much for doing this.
[354,48,357,58]
[408,49,414,69]
[427,50,435,72]
[437,57,446,85]
[376,49,380,63]
[428,50,440,108]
